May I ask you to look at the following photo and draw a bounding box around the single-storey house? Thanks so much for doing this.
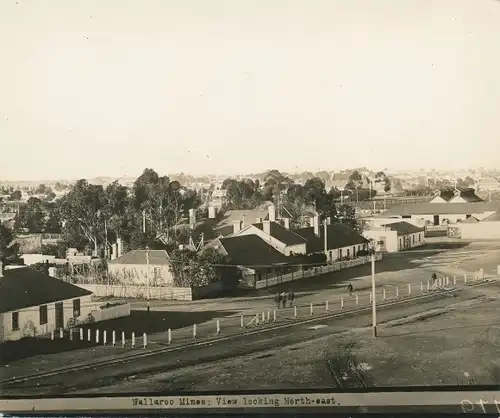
[363,221,425,253]
[230,219,308,256]
[213,207,270,237]
[293,219,369,262]
[0,264,93,342]
[378,202,499,227]
[208,234,301,285]
[458,210,500,240]
[107,249,174,286]
[430,188,482,204]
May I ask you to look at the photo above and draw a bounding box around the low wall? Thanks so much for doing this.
[76,284,193,301]
[255,254,383,289]
[91,302,131,322]
[22,254,56,266]
[191,281,224,300]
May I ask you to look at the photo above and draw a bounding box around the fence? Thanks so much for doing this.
[90,302,131,322]
[255,254,383,289]
[76,284,193,301]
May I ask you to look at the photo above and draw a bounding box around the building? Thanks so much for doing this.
[477,176,500,191]
[0,212,16,229]
[107,250,174,286]
[293,220,369,262]
[213,207,271,237]
[208,234,300,284]
[457,211,500,240]
[363,221,425,253]
[376,202,499,227]
[0,264,93,342]
[429,188,482,204]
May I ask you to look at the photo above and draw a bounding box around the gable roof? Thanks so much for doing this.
[109,250,170,265]
[453,189,482,202]
[214,209,270,237]
[0,267,93,314]
[380,202,500,216]
[482,211,500,222]
[218,235,295,267]
[252,221,307,246]
[382,221,424,236]
[293,223,368,254]
[461,216,479,223]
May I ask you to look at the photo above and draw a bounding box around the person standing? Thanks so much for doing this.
[275,292,281,309]
[288,289,295,307]
[281,291,287,308]
[347,282,354,296]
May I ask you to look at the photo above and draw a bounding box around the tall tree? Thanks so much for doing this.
[0,224,20,262]
[23,197,45,232]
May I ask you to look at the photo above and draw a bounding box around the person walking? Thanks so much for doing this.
[347,282,354,296]
[288,289,295,307]
[281,291,287,309]
[147,300,150,314]
[275,292,281,309]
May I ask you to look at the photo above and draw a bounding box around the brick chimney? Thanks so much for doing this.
[111,243,118,260]
[233,220,243,234]
[313,216,320,236]
[116,238,123,258]
[256,217,262,223]
[268,205,276,222]
[326,217,331,225]
[310,216,315,227]
[283,218,290,229]
[262,220,271,235]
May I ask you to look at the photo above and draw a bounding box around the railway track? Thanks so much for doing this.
[0,280,495,388]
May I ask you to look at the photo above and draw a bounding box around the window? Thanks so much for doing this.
[39,305,48,325]
[153,267,161,279]
[73,299,81,317]
[12,312,19,331]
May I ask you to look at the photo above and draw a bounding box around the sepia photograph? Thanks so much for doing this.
[1,0,500,414]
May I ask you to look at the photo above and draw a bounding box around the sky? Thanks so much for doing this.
[1,0,499,181]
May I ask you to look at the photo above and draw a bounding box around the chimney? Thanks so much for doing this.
[283,218,290,229]
[263,220,271,235]
[326,217,331,225]
[233,220,242,234]
[256,217,262,224]
[268,205,276,222]
[313,216,320,236]
[111,243,118,260]
[48,267,57,277]
[189,208,196,229]
[116,238,123,258]
[310,216,315,227]
[208,206,216,219]
[0,261,3,278]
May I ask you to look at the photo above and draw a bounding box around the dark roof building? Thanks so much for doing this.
[381,221,424,236]
[293,223,369,254]
[252,222,307,246]
[0,267,92,314]
[380,202,500,217]
[217,235,296,267]
[432,188,483,203]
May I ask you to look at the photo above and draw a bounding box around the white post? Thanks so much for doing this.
[51,330,54,340]
[369,292,372,303]
[143,333,147,348]
[96,329,99,344]
[396,286,399,298]
[325,300,329,311]
[310,303,313,315]
[193,324,197,338]
[446,277,450,286]
[88,328,91,342]
[408,283,411,295]
[267,310,270,322]
[340,296,344,309]
[453,276,457,286]
[168,328,172,344]
[356,294,359,306]
[112,330,116,347]
[216,320,220,335]
[60,328,63,339]
[103,330,107,345]
[121,331,125,347]
[132,332,135,348]
[261,312,265,323]
[382,289,386,300]
[80,328,83,341]
[420,282,423,292]
[240,314,244,329]
[464,273,467,284]
[427,280,430,291]
[294,306,297,318]
[371,253,377,338]
[69,329,73,341]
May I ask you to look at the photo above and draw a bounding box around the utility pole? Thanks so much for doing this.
[371,243,377,337]
[146,246,150,301]
[142,210,146,233]
[323,219,328,262]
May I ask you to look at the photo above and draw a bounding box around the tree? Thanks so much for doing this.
[303,177,326,205]
[0,224,20,262]
[9,190,22,201]
[23,197,45,232]
[36,184,47,194]
[58,179,106,255]
[335,204,361,232]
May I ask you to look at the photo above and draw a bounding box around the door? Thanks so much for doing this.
[55,302,64,329]
[433,215,439,226]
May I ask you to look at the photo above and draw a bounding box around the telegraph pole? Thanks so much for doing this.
[146,246,150,301]
[323,219,328,262]
[370,242,378,337]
